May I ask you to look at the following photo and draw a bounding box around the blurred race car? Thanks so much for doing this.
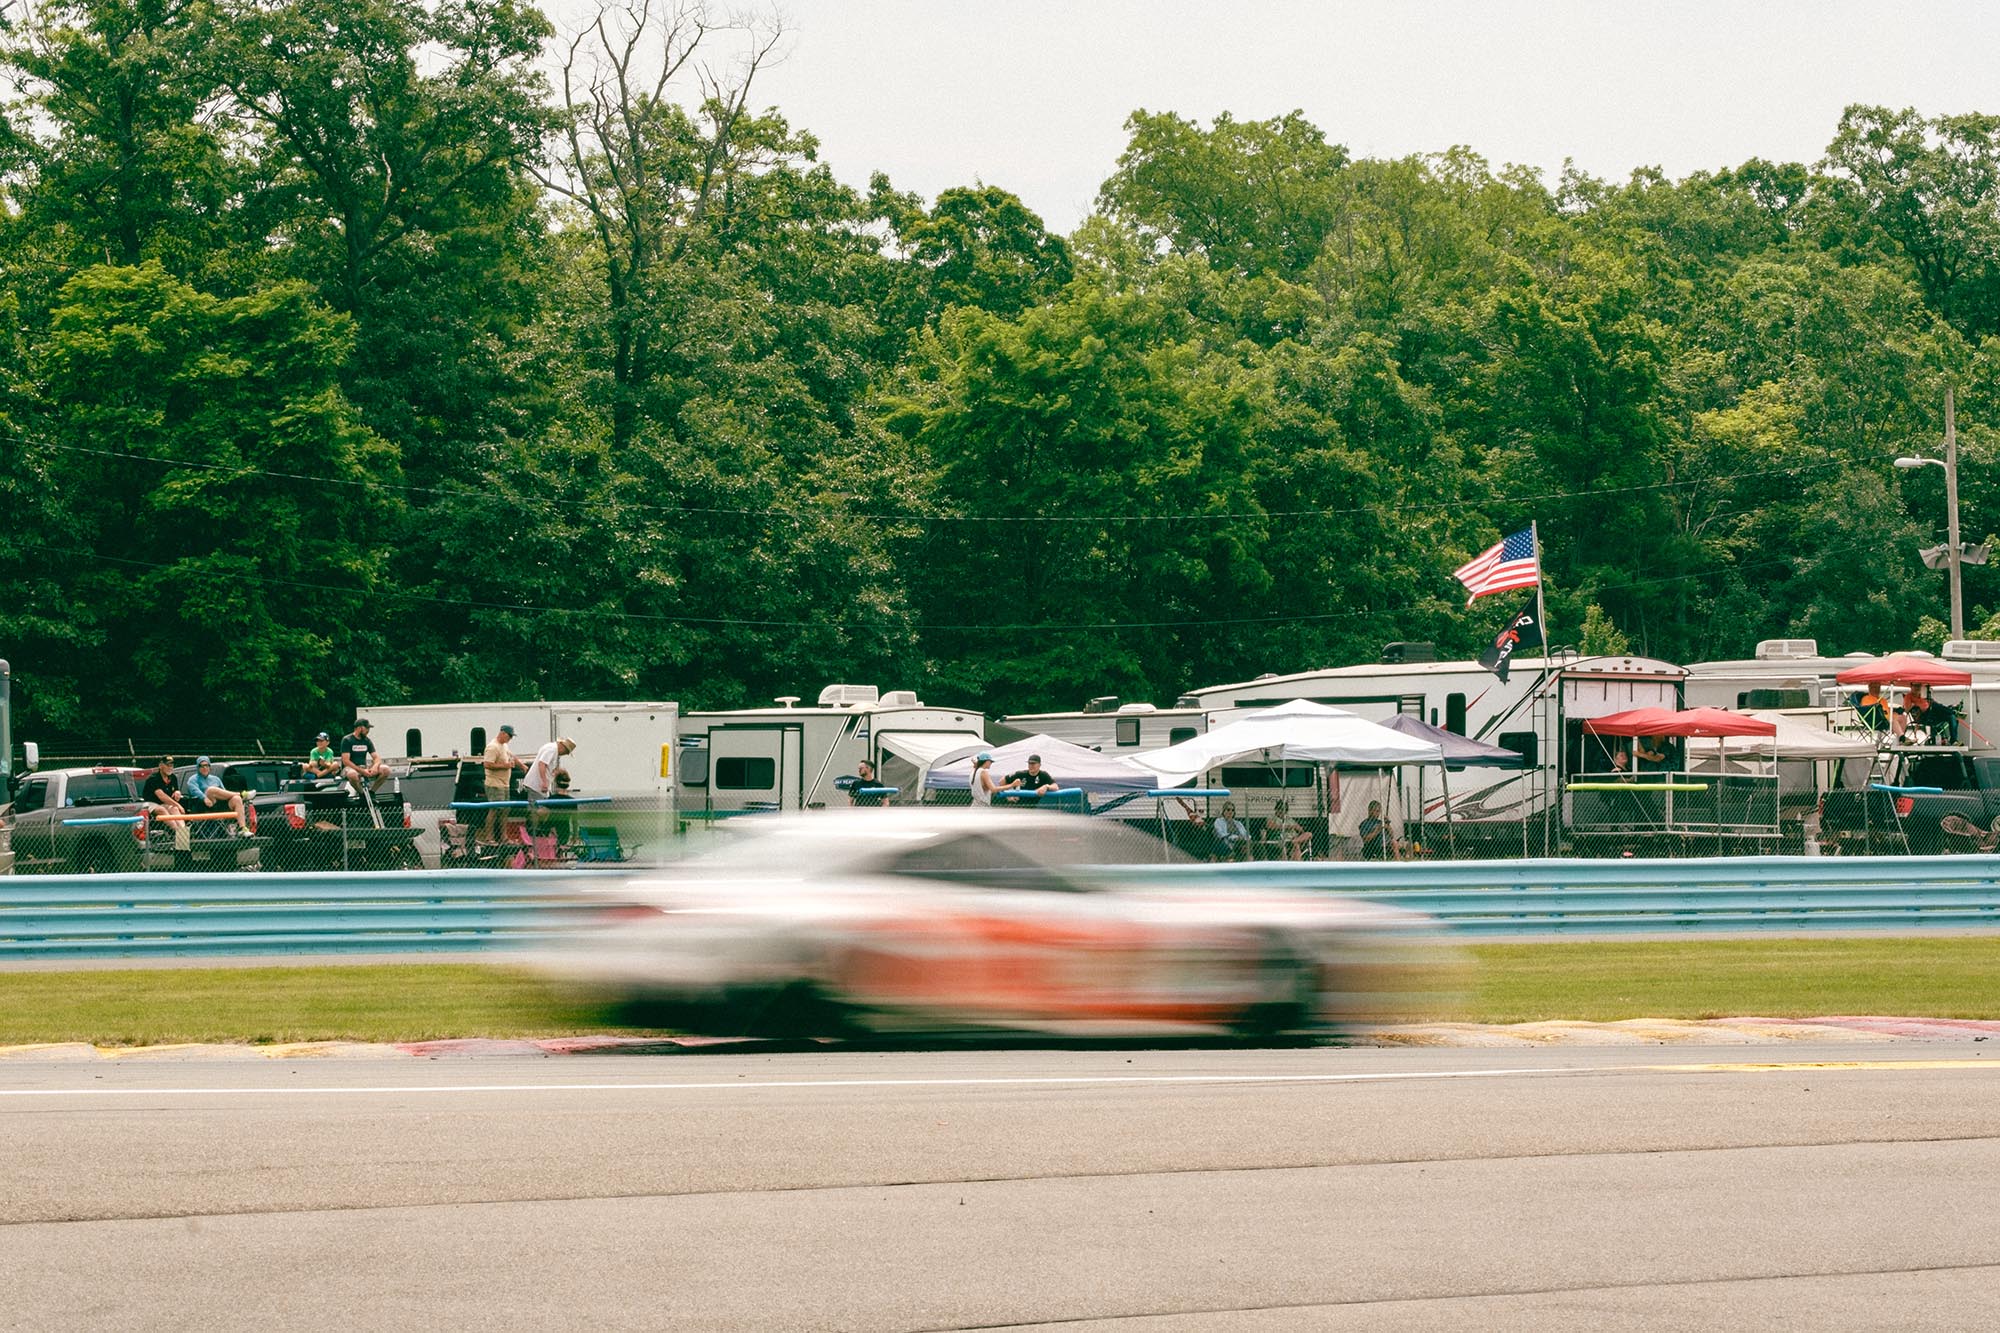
[542,811,1451,1038]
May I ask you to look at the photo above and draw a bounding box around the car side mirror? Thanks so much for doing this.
[22,741,38,773]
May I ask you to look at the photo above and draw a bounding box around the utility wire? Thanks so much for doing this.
[17,536,1884,634]
[17,432,1867,527]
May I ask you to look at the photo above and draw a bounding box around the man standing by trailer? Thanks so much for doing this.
[481,724,525,842]
[522,736,575,801]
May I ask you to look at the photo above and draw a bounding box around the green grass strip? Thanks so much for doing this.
[2,936,1999,1045]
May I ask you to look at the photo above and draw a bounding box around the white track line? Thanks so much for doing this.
[2,1059,1992,1098]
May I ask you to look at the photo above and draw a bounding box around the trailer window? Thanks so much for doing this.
[1446,693,1467,735]
[1498,732,1538,767]
[715,757,776,790]
[406,729,422,757]
[470,727,486,756]
[12,778,46,814]
[1115,718,1140,747]
[1169,728,1197,745]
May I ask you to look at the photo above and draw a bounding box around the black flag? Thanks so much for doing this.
[1479,596,1543,683]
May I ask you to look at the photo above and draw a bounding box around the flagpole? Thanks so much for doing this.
[1532,519,1553,856]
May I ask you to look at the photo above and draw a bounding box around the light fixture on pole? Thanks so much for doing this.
[1895,387,1966,641]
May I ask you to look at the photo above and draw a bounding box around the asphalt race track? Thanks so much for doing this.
[5,1043,2000,1330]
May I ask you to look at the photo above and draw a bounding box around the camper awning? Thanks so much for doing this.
[1832,655,1973,687]
[1377,714,1527,767]
[876,730,991,770]
[925,734,1161,793]
[1134,700,1443,785]
[1686,712,1878,759]
[1583,707,1777,739]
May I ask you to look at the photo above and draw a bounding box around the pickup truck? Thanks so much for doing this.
[1819,747,2000,855]
[6,766,158,874]
[163,758,421,872]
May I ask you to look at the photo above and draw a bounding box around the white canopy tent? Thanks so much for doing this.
[1132,700,1444,783]
[924,734,1161,794]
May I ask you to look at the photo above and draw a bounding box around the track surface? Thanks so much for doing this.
[5,1042,2000,1329]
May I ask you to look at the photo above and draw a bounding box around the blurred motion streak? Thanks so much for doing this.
[536,811,1460,1039]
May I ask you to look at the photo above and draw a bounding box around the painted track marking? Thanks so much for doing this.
[0,1058,1994,1098]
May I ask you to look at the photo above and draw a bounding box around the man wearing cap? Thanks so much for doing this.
[481,724,526,842]
[186,757,251,834]
[1004,754,1060,803]
[522,736,576,801]
[305,732,341,780]
[340,720,389,796]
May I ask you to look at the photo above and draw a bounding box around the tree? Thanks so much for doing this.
[33,262,400,735]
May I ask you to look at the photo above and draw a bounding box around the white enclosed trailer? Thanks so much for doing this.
[355,700,679,800]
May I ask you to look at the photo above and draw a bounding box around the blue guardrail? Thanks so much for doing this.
[3,856,2000,959]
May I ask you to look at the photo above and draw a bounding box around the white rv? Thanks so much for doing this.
[355,701,679,800]
[996,697,1209,754]
[1178,646,1687,851]
[677,685,987,814]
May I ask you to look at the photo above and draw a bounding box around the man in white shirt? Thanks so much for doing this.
[522,736,576,800]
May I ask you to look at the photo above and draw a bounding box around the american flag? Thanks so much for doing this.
[1454,528,1540,605]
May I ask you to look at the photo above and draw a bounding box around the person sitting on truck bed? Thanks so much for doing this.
[141,756,185,815]
[305,732,342,780]
[185,756,251,834]
[341,720,390,796]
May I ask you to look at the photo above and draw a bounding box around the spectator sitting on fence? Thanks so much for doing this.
[304,731,342,780]
[1211,802,1251,861]
[1261,799,1312,861]
[185,756,251,835]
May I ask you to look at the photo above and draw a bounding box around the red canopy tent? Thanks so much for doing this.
[1832,655,1973,687]
[1582,707,1777,739]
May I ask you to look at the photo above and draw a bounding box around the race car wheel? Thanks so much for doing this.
[725,981,856,1039]
[1230,941,1318,1040]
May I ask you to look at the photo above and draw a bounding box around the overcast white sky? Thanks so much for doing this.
[580,0,2000,233]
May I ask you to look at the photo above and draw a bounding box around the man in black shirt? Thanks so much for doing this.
[341,720,389,795]
[141,756,184,814]
[1005,754,1060,802]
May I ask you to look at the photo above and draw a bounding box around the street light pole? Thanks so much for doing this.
[1946,387,1964,642]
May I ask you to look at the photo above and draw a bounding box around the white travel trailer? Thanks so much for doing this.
[1179,646,1687,852]
[677,685,987,814]
[355,701,679,800]
[996,697,1209,754]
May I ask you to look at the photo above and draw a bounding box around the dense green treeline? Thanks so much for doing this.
[4,0,2000,743]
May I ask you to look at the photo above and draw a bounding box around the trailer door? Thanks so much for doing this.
[707,725,803,811]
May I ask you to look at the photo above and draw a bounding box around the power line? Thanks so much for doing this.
[18,535,1882,634]
[17,433,1863,527]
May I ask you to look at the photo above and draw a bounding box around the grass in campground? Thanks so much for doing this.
[2,937,2000,1045]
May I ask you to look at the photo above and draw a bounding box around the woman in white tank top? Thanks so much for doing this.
[971,754,1000,806]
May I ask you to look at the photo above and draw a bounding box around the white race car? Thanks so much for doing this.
[543,811,1452,1038]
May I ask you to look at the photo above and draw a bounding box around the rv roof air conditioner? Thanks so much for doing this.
[1380,641,1438,664]
[1174,695,1201,708]
[1083,696,1121,714]
[817,684,880,707]
[1116,702,1158,714]
[879,690,920,706]
[1753,639,1819,661]
[1944,639,2000,661]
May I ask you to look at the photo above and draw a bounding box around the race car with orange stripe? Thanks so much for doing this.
[545,811,1451,1039]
